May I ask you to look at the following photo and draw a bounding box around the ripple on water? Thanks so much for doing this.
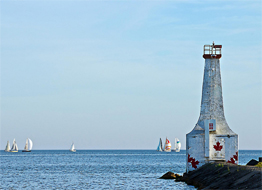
[0,150,200,189]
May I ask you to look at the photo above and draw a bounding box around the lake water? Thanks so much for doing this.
[0,150,261,189]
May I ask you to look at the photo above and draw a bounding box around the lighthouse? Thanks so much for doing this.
[186,42,238,173]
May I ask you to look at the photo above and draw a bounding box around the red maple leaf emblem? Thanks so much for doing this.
[227,151,238,164]
[233,151,238,161]
[188,154,200,169]
[213,142,223,151]
[228,158,236,164]
[188,154,193,162]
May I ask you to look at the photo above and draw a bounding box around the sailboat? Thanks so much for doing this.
[174,138,181,152]
[70,142,76,152]
[10,139,18,152]
[164,137,171,152]
[22,138,33,152]
[156,138,163,151]
[5,141,10,152]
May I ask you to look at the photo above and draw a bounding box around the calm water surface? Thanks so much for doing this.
[0,150,261,189]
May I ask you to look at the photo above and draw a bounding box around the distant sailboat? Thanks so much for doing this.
[174,138,181,152]
[156,138,163,151]
[22,138,33,152]
[5,141,10,152]
[164,137,171,152]
[10,139,18,152]
[70,142,76,152]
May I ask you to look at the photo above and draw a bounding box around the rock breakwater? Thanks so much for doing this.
[176,162,262,189]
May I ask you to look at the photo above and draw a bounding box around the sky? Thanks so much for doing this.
[1,0,261,150]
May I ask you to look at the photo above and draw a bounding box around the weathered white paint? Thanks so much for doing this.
[204,120,210,158]
[186,44,238,173]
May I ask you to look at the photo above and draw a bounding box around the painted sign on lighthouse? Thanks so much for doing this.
[186,42,238,173]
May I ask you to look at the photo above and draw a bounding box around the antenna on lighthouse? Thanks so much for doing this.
[186,42,238,173]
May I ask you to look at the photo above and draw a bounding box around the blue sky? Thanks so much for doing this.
[1,1,261,150]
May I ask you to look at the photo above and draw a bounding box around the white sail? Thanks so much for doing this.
[175,138,181,152]
[10,139,18,152]
[178,140,181,149]
[24,138,29,150]
[11,139,15,150]
[28,138,33,150]
[70,142,76,152]
[164,138,171,152]
[156,138,163,151]
[14,143,18,151]
[5,141,10,152]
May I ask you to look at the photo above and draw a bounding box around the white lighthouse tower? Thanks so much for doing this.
[186,42,238,173]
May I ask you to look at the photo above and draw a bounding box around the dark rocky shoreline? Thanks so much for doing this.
[175,162,262,189]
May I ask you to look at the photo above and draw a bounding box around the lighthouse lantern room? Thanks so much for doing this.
[186,42,238,173]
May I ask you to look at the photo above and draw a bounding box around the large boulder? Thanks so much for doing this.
[159,172,181,179]
[246,159,259,166]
